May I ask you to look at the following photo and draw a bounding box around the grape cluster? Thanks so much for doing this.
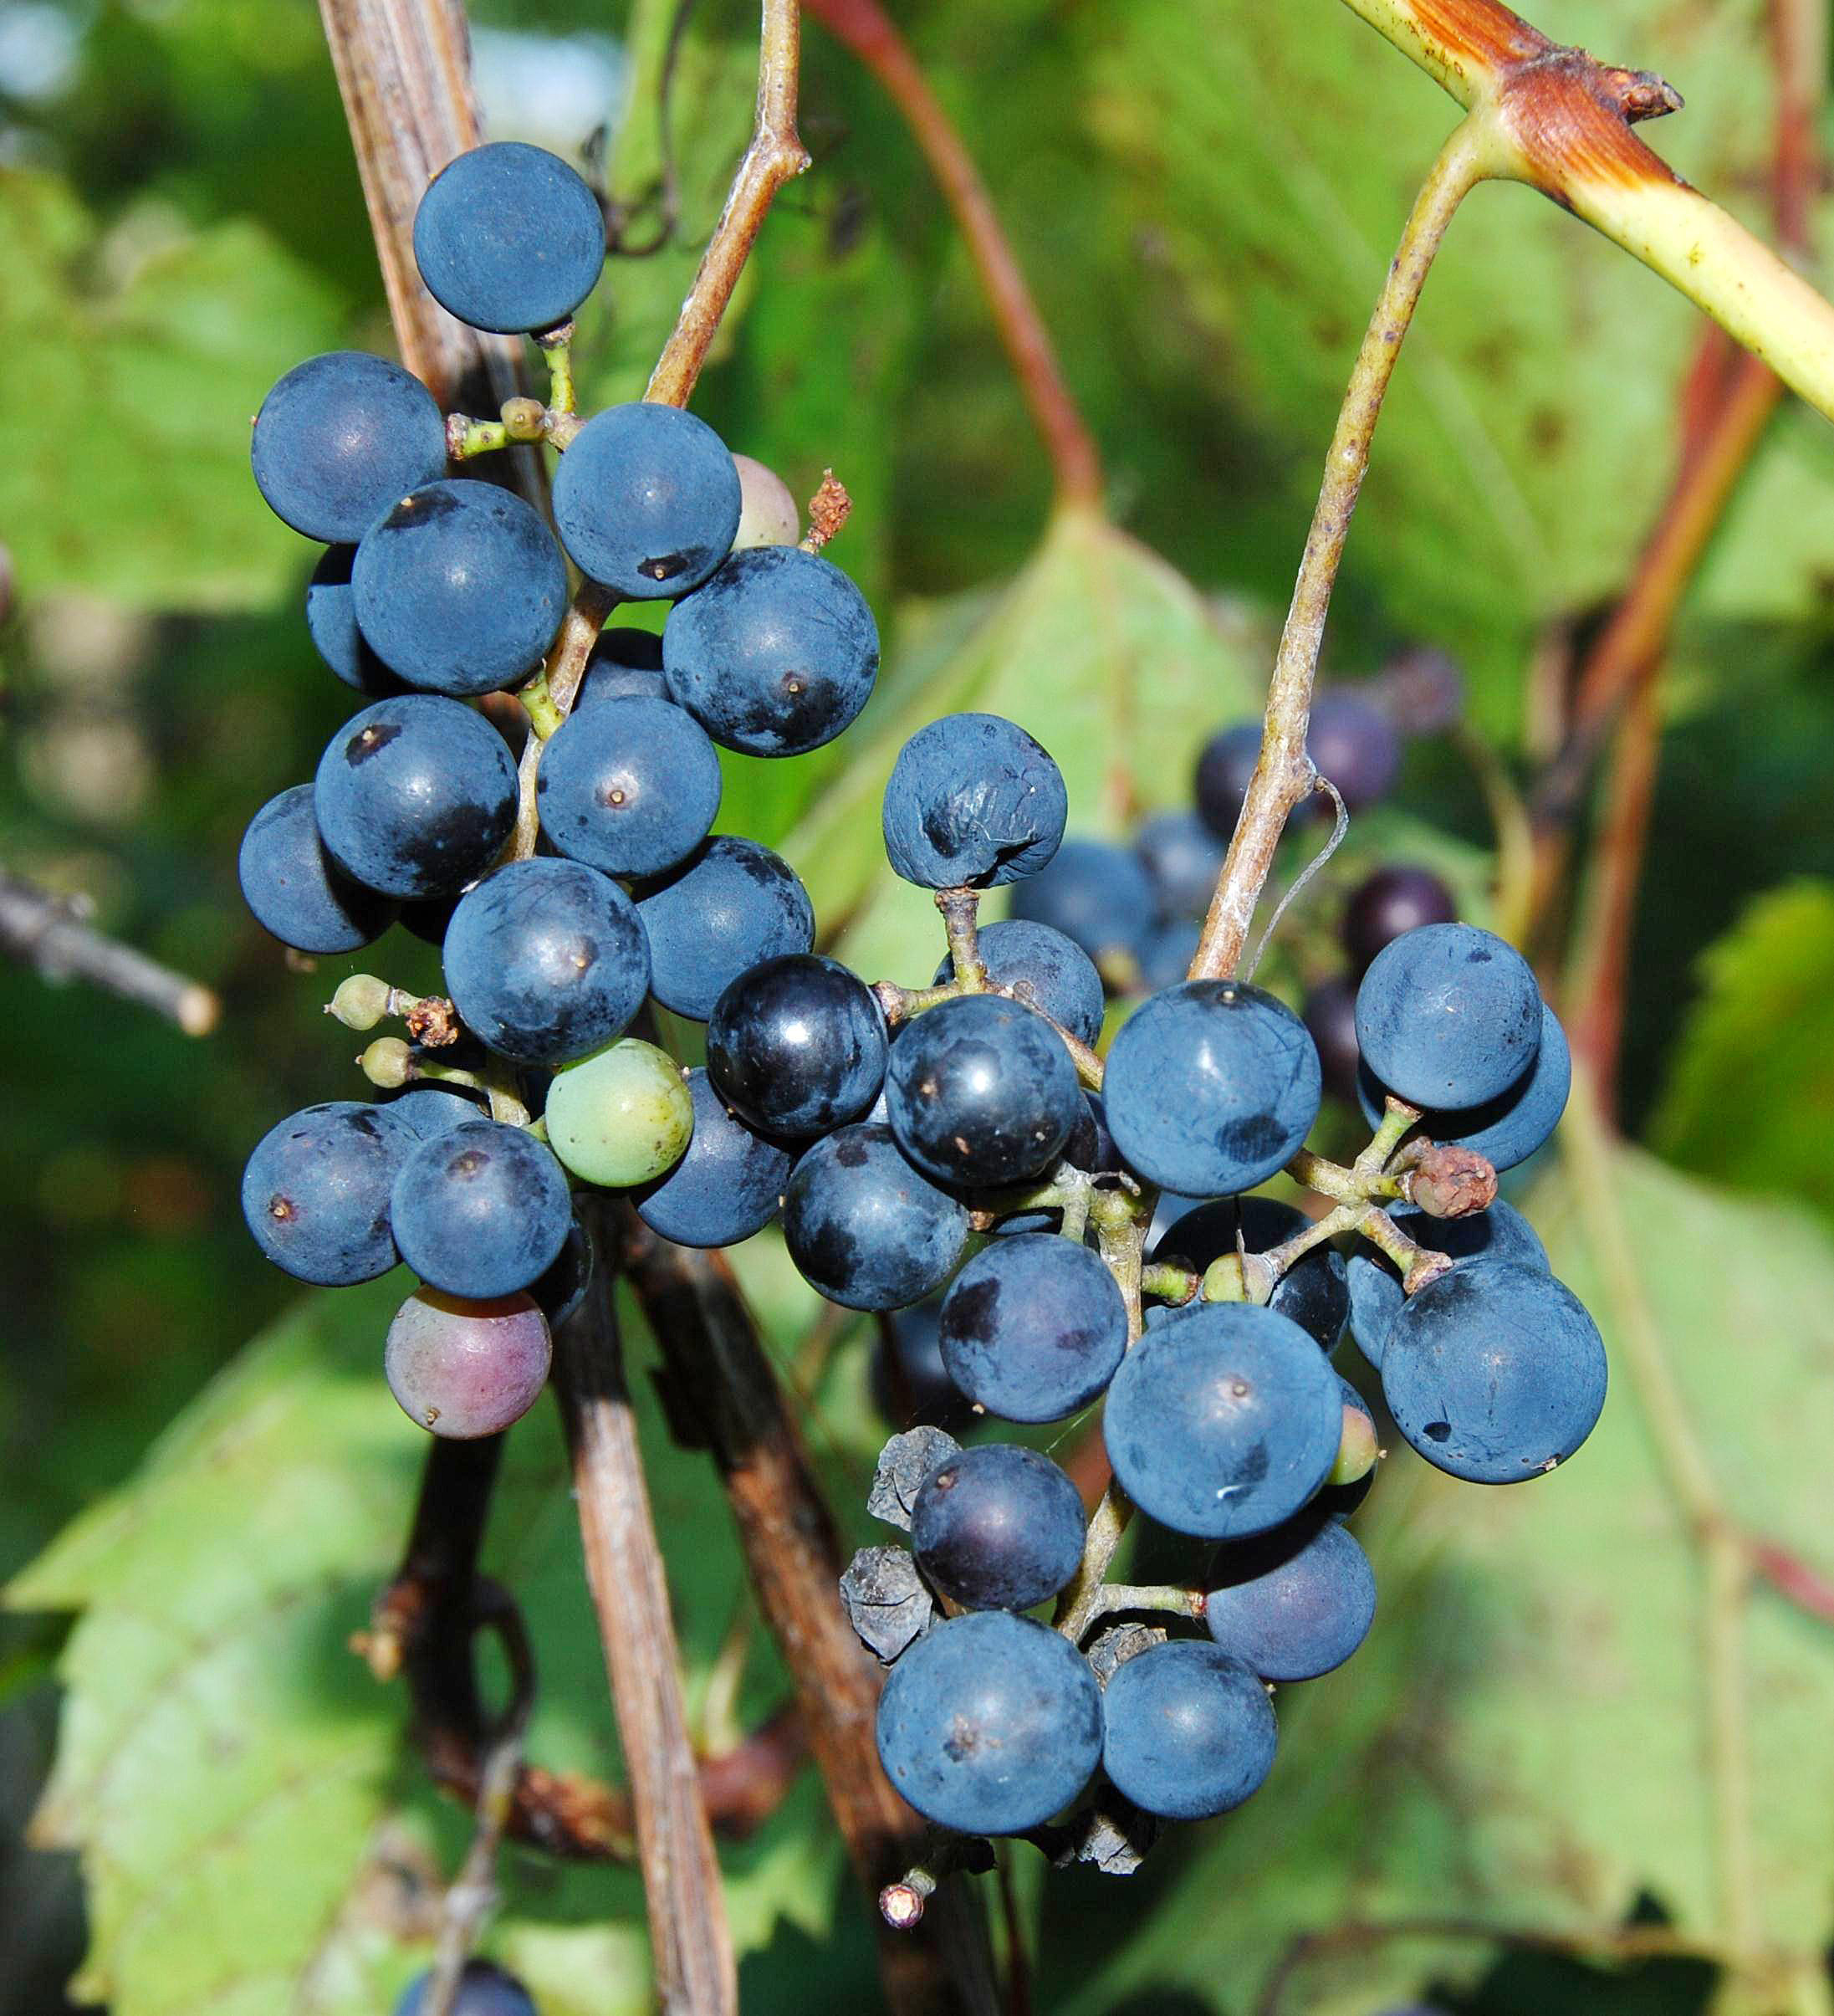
[238,141,872,1438]
[233,140,1607,1897]
[837,693,1600,1871]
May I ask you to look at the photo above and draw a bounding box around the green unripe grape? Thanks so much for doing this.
[547,1038,694,1187]
[1329,1401,1380,1486]
[732,453,800,549]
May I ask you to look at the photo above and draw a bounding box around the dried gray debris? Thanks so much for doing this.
[840,1544,935,1663]
[867,1425,959,1531]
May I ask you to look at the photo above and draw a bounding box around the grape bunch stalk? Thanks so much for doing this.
[232,133,1606,1938]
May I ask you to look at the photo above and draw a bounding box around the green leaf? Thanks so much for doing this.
[779,505,1269,981]
[1649,881,1834,1231]
[7,1275,876,2015]
[0,170,345,611]
[1045,1145,1834,2016]
[1081,0,1834,728]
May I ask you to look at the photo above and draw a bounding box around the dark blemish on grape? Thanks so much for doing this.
[833,1133,871,1169]
[943,1716,980,1762]
[640,551,690,582]
[1424,1420,1452,1441]
[946,1277,999,1342]
[1215,1113,1287,1164]
[389,484,463,526]
[346,722,402,764]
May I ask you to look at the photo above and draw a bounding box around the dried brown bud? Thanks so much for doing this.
[1404,1143,1498,1219]
[405,994,462,1047]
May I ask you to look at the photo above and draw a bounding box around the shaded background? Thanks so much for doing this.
[2,2,1832,2012]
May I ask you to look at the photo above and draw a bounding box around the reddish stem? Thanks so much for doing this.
[802,0,1103,505]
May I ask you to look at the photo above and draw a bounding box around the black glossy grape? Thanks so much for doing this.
[885,993,1080,1187]
[536,694,722,878]
[304,546,397,695]
[1204,1507,1377,1680]
[707,954,887,1137]
[910,1442,1086,1610]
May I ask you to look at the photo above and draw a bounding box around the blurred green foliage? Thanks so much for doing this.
[3,0,1834,2011]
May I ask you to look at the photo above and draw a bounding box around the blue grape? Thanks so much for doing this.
[1103,981,1321,1197]
[634,1067,793,1248]
[1354,923,1542,1109]
[391,1118,572,1299]
[531,1215,595,1331]
[305,546,397,694]
[1134,809,1227,921]
[352,480,567,696]
[910,1442,1086,1611]
[1204,1508,1377,1680]
[412,141,604,334]
[1381,1259,1607,1482]
[1303,976,1363,1103]
[395,1959,537,2016]
[536,695,721,877]
[551,402,742,600]
[1152,1197,1348,1352]
[250,351,446,543]
[238,784,396,953]
[1006,837,1154,962]
[871,1297,969,1430]
[313,694,519,900]
[886,994,1080,1187]
[1307,689,1401,810]
[1358,1000,1571,1174]
[1345,1199,1548,1369]
[937,1234,1126,1422]
[707,954,886,1136]
[243,1101,412,1286]
[636,836,815,1021]
[782,1123,970,1311]
[441,859,650,1067]
[1102,1302,1341,1539]
[384,1085,489,1139]
[1137,918,1200,991]
[1193,722,1262,840]
[881,713,1067,889]
[1099,1639,1276,1820]
[575,626,667,707]
[930,918,1105,1047]
[1342,863,1457,970]
[663,545,878,757]
[875,1610,1102,1835]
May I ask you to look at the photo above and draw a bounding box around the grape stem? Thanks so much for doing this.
[642,0,810,408]
[1070,1584,1205,1635]
[1188,119,1491,984]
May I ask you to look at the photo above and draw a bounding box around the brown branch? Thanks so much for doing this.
[644,0,810,408]
[317,0,547,508]
[0,871,218,1036]
[552,1217,737,2016]
[618,1207,1002,2016]
[803,0,1103,506]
